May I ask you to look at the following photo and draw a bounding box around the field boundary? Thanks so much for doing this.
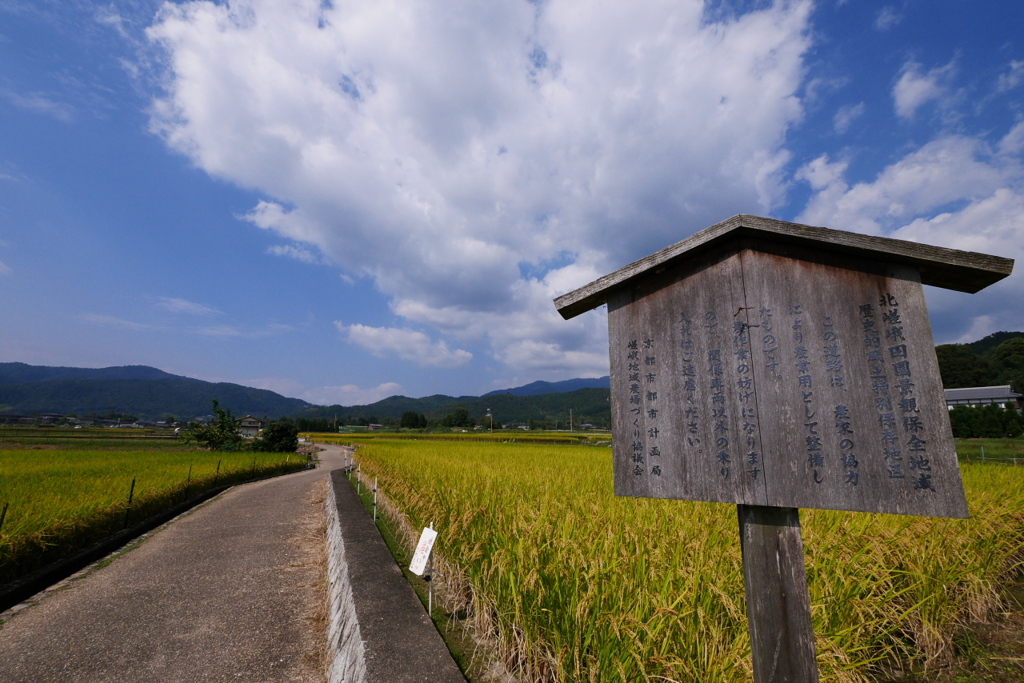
[0,463,313,613]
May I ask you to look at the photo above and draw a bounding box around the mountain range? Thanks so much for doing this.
[484,376,609,396]
[0,363,311,421]
[3,329,1019,425]
[0,362,610,425]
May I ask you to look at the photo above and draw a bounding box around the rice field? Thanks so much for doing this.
[0,447,307,583]
[307,430,612,446]
[954,437,1024,463]
[351,438,1024,682]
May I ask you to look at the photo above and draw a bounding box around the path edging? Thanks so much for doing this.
[326,467,466,683]
[326,469,368,683]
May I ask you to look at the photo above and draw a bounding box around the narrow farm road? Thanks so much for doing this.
[0,444,348,683]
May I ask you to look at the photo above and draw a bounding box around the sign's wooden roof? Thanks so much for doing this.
[554,214,1014,320]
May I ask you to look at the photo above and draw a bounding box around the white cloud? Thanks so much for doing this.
[903,189,1024,340]
[0,260,11,276]
[795,154,848,192]
[156,296,221,316]
[948,316,998,345]
[874,6,902,31]
[195,322,295,339]
[145,0,813,378]
[1000,121,1024,156]
[303,382,404,406]
[4,90,74,122]
[997,60,1024,93]
[335,321,473,368]
[796,124,1024,340]
[893,61,952,119]
[266,243,322,264]
[94,6,130,39]
[833,102,864,134]
[195,324,245,338]
[245,376,306,398]
[497,338,609,377]
[797,136,1008,234]
[79,313,154,331]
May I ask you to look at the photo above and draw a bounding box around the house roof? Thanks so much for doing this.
[944,385,1023,402]
[554,214,1014,320]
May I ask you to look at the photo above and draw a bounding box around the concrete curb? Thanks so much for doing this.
[326,470,368,683]
[326,468,466,683]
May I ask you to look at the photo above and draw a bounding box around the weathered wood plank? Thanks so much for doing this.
[738,505,819,683]
[554,214,1014,320]
[603,238,968,517]
[738,241,966,517]
[609,245,767,503]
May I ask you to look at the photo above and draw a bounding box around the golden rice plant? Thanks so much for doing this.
[0,449,306,582]
[353,439,1024,682]
[307,431,612,445]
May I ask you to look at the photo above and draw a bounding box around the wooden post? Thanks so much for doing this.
[738,505,818,683]
[123,477,136,529]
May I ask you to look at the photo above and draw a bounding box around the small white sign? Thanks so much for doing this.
[409,527,438,576]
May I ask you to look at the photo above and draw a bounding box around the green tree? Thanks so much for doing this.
[400,411,427,428]
[935,344,996,388]
[183,399,242,451]
[441,407,471,428]
[251,419,299,452]
[948,406,979,438]
[949,404,1024,438]
[296,417,333,432]
[990,337,1024,394]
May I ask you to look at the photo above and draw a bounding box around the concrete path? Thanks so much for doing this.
[0,446,347,683]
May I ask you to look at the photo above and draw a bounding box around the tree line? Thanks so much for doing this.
[936,332,1024,393]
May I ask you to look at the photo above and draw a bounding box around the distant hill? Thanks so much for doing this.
[7,327,1019,427]
[484,376,610,397]
[0,362,189,385]
[0,363,312,421]
[300,387,612,428]
[0,362,614,426]
[936,331,1024,394]
[967,331,1024,357]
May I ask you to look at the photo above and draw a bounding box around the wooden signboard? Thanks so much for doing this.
[554,214,1013,681]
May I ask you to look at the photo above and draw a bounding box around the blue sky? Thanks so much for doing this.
[1,0,1022,405]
